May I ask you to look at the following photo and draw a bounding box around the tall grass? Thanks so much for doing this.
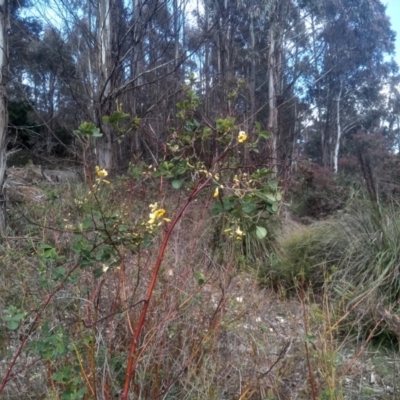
[333,202,400,304]
[276,199,400,341]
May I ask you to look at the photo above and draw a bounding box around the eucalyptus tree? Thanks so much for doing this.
[303,0,397,172]
[192,0,311,174]
[0,0,8,234]
[25,0,196,169]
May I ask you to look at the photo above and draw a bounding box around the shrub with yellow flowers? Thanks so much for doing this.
[13,84,282,400]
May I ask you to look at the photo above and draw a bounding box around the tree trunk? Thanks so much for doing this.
[132,0,142,156]
[87,0,96,121]
[248,12,256,126]
[97,0,113,169]
[333,80,343,173]
[204,0,210,116]
[268,25,278,172]
[173,0,179,68]
[0,0,8,235]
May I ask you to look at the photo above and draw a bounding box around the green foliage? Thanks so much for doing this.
[73,122,102,138]
[102,110,130,124]
[1,90,283,399]
[1,305,27,330]
[273,222,343,284]
[8,100,38,148]
[215,117,236,134]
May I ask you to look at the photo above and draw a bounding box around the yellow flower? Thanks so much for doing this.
[235,227,245,239]
[148,213,156,225]
[213,187,219,198]
[148,207,167,225]
[238,131,248,143]
[95,166,108,178]
[154,209,166,218]
[149,203,158,212]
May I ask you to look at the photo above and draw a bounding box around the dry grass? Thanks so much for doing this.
[1,179,400,399]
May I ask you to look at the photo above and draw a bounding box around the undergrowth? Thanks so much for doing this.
[2,87,400,400]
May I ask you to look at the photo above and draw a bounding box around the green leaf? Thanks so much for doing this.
[82,218,93,229]
[92,211,102,219]
[268,179,278,190]
[195,271,206,286]
[211,202,224,216]
[39,244,54,250]
[256,226,267,239]
[242,203,256,214]
[254,192,276,204]
[74,387,87,399]
[304,334,316,343]
[172,179,183,189]
[72,242,82,253]
[259,131,270,139]
[222,197,235,212]
[93,268,104,278]
[118,225,129,232]
[12,313,26,321]
[39,244,59,259]
[91,128,102,137]
[53,267,66,280]
[7,320,19,330]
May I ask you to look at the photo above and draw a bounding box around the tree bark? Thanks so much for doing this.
[0,0,8,235]
[268,25,278,172]
[97,0,113,169]
[248,12,256,126]
[333,80,343,173]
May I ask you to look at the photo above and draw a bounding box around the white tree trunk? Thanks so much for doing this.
[132,0,142,155]
[0,0,8,234]
[268,26,278,172]
[249,12,256,126]
[87,0,95,120]
[333,81,343,173]
[97,0,113,169]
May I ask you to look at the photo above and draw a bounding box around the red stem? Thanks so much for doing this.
[0,262,81,392]
[120,176,212,399]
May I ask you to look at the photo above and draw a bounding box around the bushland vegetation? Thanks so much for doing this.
[2,0,400,399]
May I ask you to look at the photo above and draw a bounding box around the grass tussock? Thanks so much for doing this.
[275,199,400,344]
[272,221,346,285]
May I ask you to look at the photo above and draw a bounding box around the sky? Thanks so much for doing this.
[22,0,400,68]
[385,0,400,66]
